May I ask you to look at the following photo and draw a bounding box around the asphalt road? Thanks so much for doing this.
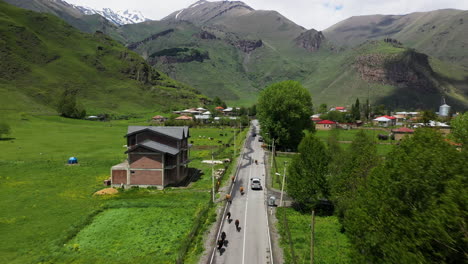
[211,120,273,264]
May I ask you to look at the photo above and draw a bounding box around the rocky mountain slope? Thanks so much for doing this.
[0,1,205,114]
[324,9,468,68]
[71,5,150,25]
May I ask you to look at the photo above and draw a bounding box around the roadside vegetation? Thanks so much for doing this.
[273,126,466,263]
[277,208,351,264]
[0,112,247,264]
[260,80,467,263]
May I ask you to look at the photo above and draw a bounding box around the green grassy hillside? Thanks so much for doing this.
[0,1,205,115]
[302,41,468,109]
[3,0,122,37]
[324,9,468,68]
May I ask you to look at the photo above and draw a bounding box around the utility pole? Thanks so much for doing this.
[311,210,315,264]
[279,161,287,207]
[233,125,236,160]
[211,151,215,203]
[270,138,275,182]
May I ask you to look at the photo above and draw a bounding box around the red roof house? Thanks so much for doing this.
[392,127,415,140]
[316,120,337,130]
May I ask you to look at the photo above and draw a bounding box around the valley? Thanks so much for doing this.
[0,0,467,263]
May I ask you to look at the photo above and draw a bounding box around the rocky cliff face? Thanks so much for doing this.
[295,30,325,52]
[355,47,438,93]
[231,39,262,53]
[127,29,174,50]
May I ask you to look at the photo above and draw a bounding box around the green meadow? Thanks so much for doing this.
[277,208,351,264]
[0,113,245,264]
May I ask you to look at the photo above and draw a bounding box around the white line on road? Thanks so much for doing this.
[242,156,252,264]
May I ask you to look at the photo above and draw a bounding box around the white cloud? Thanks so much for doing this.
[64,0,468,30]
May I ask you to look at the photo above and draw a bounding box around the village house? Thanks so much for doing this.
[373,115,397,127]
[330,106,347,112]
[175,115,193,121]
[111,126,191,188]
[316,120,337,130]
[151,115,167,123]
[391,127,415,141]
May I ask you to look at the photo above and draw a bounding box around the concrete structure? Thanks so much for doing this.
[111,126,190,188]
[316,120,337,130]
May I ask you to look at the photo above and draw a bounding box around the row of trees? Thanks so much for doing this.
[286,118,467,262]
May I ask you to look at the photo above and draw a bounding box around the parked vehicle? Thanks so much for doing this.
[251,178,262,190]
[258,136,263,142]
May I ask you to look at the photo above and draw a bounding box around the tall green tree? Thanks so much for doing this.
[346,129,467,263]
[364,98,370,120]
[287,132,330,210]
[57,90,86,119]
[420,110,437,125]
[257,80,313,150]
[330,130,379,220]
[212,96,227,108]
[317,103,328,114]
[450,112,468,147]
[351,98,361,120]
[320,110,345,123]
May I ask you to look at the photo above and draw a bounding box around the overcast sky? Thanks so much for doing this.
[64,0,468,30]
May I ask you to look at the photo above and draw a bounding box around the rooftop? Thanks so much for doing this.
[317,120,336,124]
[126,126,189,140]
[392,127,414,133]
[126,140,180,155]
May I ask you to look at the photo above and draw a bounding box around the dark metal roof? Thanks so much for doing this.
[126,140,180,155]
[126,126,189,139]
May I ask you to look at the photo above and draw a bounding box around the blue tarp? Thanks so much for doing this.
[68,157,78,164]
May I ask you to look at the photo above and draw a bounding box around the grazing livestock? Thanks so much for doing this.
[239,186,244,195]
[227,211,231,220]
[235,219,240,231]
[221,231,226,241]
[217,239,223,250]
[378,134,389,140]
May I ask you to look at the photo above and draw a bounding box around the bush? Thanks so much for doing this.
[57,90,86,119]
[0,122,11,139]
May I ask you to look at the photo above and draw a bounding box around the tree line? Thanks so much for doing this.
[256,80,467,263]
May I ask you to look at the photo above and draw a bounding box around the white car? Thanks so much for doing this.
[251,178,262,190]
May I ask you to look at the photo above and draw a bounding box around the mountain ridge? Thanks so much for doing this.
[0,0,206,114]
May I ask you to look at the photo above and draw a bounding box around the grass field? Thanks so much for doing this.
[0,112,246,264]
[277,208,351,264]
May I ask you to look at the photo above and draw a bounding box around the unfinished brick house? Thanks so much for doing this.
[111,126,190,188]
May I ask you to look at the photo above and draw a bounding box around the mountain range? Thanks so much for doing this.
[71,5,150,25]
[0,0,205,115]
[2,0,468,111]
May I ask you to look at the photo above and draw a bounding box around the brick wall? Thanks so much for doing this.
[129,153,162,169]
[112,169,127,184]
[130,170,162,185]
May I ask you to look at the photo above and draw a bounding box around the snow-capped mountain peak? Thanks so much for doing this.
[70,4,150,26]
